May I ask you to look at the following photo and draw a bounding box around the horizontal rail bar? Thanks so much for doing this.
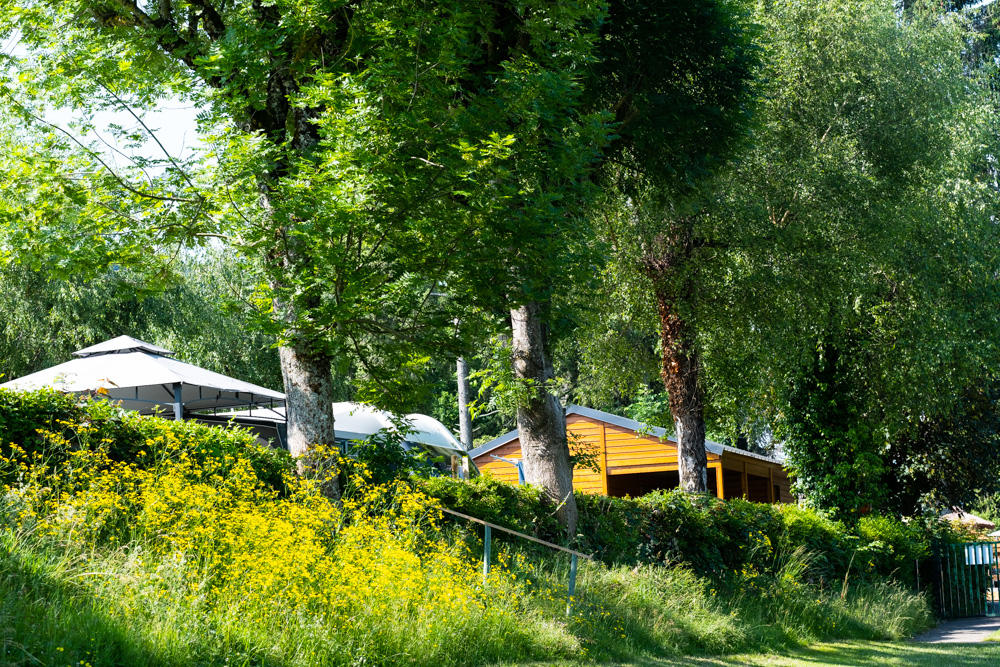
[440,508,592,560]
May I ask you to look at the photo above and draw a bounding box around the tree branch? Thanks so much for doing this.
[5,94,200,205]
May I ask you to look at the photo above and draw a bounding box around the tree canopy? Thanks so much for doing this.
[1,0,999,518]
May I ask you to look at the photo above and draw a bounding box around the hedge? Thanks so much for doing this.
[0,388,293,490]
[422,474,965,591]
[0,388,964,594]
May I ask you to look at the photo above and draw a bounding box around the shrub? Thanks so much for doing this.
[855,514,930,587]
[0,390,938,665]
[420,474,563,546]
[0,422,572,667]
[777,504,852,583]
[0,388,294,492]
[427,472,943,590]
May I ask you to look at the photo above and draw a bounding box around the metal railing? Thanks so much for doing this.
[440,508,592,615]
[936,540,1000,618]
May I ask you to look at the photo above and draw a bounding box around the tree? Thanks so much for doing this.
[0,249,282,389]
[467,0,759,520]
[585,0,1000,498]
[1,0,608,498]
[582,0,760,492]
[748,0,1000,516]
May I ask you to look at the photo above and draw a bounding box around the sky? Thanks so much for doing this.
[3,31,203,165]
[46,100,203,167]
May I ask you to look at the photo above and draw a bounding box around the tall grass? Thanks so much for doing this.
[502,547,932,662]
[0,421,933,666]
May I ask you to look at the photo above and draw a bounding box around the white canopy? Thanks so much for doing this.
[220,402,466,454]
[0,335,284,419]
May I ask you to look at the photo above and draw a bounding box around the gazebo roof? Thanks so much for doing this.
[0,336,284,417]
[73,335,175,358]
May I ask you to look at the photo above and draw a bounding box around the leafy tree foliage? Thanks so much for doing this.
[580,0,760,494]
[786,336,1000,518]
[0,250,282,389]
[886,380,1000,515]
[0,0,610,499]
[585,0,1000,502]
[729,0,1000,515]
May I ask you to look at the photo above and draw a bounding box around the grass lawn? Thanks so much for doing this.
[513,640,1000,666]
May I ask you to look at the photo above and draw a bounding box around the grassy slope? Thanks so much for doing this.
[515,641,1000,666]
[0,401,938,667]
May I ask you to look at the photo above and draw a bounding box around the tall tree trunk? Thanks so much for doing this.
[510,301,578,535]
[456,357,473,450]
[655,288,707,494]
[274,295,339,499]
[270,234,339,497]
[279,342,336,459]
[643,228,708,494]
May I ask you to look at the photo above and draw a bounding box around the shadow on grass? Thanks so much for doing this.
[607,640,1000,667]
[0,532,286,667]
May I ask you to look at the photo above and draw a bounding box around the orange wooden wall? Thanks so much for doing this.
[473,412,793,503]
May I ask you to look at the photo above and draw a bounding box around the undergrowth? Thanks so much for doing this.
[0,389,933,666]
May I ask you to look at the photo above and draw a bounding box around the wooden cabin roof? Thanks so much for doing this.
[470,404,783,467]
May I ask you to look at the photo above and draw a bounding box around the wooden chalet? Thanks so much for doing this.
[470,405,793,503]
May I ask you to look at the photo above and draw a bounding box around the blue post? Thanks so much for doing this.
[483,525,491,583]
[172,382,183,421]
[566,553,578,616]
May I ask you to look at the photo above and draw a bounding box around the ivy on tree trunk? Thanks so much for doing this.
[643,227,708,494]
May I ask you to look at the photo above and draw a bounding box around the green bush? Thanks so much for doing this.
[0,387,83,454]
[0,388,294,491]
[425,473,945,590]
[855,514,930,588]
[777,504,852,584]
[420,474,563,547]
[0,389,937,663]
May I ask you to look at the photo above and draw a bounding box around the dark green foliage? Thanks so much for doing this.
[424,475,952,592]
[785,340,1000,517]
[783,342,888,517]
[0,387,82,456]
[586,0,759,188]
[883,380,1000,515]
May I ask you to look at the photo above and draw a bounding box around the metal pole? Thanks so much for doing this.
[949,546,956,618]
[934,541,944,617]
[566,553,578,616]
[172,382,183,421]
[978,544,985,616]
[457,357,473,451]
[960,545,968,616]
[974,544,981,616]
[483,525,491,583]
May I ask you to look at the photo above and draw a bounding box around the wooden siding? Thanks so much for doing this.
[474,439,522,485]
[471,411,794,504]
[474,413,605,494]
